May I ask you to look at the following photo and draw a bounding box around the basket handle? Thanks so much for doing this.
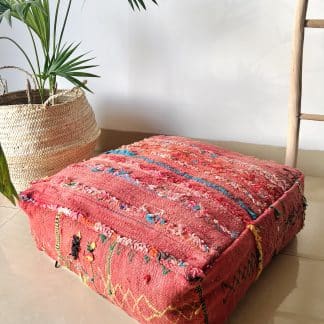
[0,66,38,104]
[0,66,37,90]
[43,80,87,107]
[0,76,8,95]
[43,86,83,107]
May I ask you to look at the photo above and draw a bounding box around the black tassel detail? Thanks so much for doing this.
[71,234,81,260]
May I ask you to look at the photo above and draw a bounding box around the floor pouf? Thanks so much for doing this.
[19,136,306,323]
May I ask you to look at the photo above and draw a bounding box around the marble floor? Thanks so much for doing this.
[0,176,323,324]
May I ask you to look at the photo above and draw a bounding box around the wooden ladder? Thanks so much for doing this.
[285,0,324,167]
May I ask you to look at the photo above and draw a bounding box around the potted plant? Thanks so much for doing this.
[0,0,158,199]
[0,0,102,192]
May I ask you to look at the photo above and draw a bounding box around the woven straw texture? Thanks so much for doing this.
[0,89,100,192]
[19,136,306,323]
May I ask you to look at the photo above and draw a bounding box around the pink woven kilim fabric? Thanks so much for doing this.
[19,136,306,323]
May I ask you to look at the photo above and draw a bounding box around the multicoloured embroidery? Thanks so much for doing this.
[106,149,258,219]
[86,162,240,239]
[103,239,202,322]
[141,136,299,190]
[20,135,306,324]
[21,193,194,276]
[93,221,192,273]
[145,213,167,225]
[62,180,211,253]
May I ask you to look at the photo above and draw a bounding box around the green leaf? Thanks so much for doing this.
[43,41,99,93]
[0,0,158,98]
[128,0,158,10]
[5,0,51,52]
[2,8,12,25]
[65,75,93,93]
[0,1,12,25]
[0,144,18,206]
[128,0,134,10]
[68,72,99,78]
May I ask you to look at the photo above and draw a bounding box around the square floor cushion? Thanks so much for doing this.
[19,136,306,323]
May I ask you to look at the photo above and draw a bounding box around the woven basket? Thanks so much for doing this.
[0,88,101,192]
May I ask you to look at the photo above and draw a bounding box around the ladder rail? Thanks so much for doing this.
[285,0,324,167]
[285,0,309,167]
[300,113,324,121]
[305,19,324,28]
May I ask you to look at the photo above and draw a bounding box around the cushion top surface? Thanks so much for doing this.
[21,135,302,280]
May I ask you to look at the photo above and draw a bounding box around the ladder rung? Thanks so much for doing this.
[305,19,324,28]
[300,113,324,121]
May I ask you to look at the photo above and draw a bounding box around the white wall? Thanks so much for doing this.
[1,0,324,150]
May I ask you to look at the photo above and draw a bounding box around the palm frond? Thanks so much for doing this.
[128,0,158,10]
[1,0,158,101]
[23,0,51,53]
[0,0,14,25]
[0,1,49,50]
[43,42,99,93]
